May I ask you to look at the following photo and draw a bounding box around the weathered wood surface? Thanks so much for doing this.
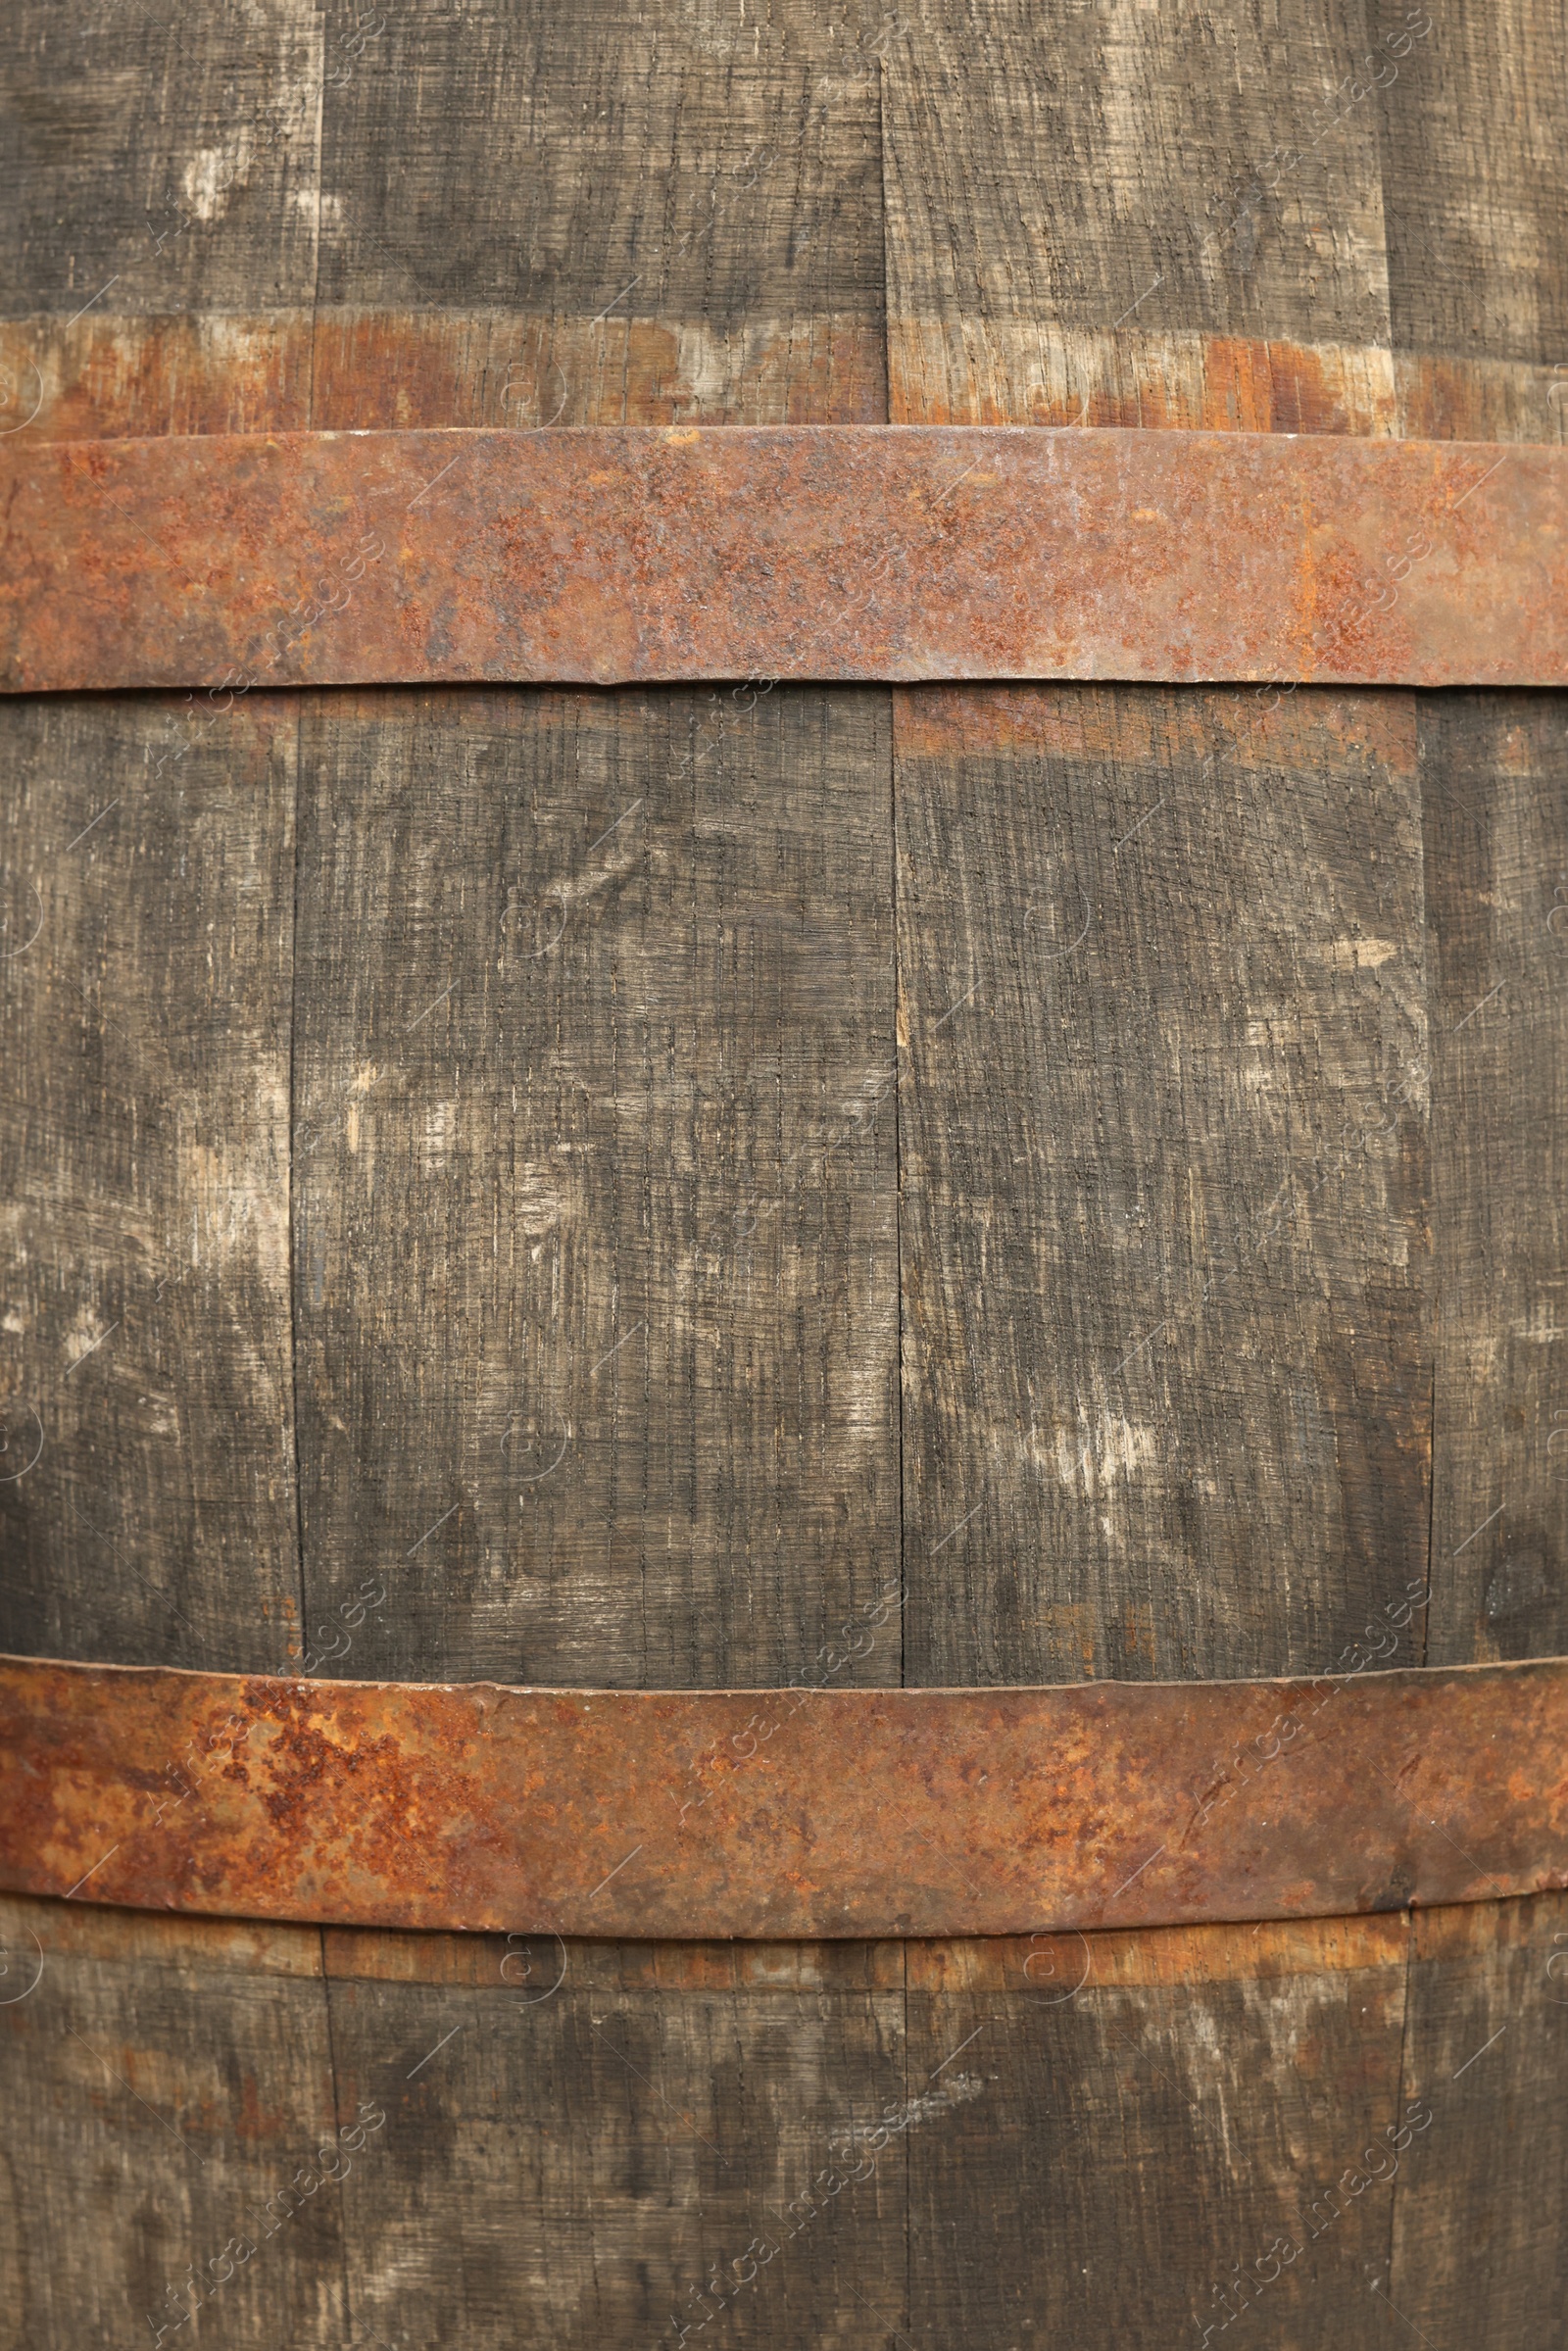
[291,683,898,1689]
[5,1887,1566,2350]
[278,8,897,1691]
[895,682,1429,1685]
[2,0,1567,2345]
[1421,695,1568,1667]
[4,4,1557,1694]
[0,697,300,1676]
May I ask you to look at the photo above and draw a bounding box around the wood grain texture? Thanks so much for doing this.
[0,0,321,319]
[291,685,899,1688]
[884,322,1401,432]
[874,13,1567,2351]
[1372,0,1568,369]
[895,684,1429,1685]
[0,311,315,439]
[0,0,321,1686]
[1386,1891,1568,2348]
[0,1885,915,2351]
[0,1893,345,2350]
[0,696,300,1675]
[1421,695,1568,1666]
[880,0,1398,424]
[313,2,890,426]
[1380,16,1568,1687]
[880,3,1431,1691]
[328,1954,908,2350]
[904,1893,1568,2348]
[11,308,1568,446]
[284,1,900,1692]
[310,304,886,429]
[906,1921,1412,2349]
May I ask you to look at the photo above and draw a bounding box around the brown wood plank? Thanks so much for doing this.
[296,12,907,2333]
[312,4,890,428]
[1372,0,1568,376]
[1386,1890,1568,2345]
[1374,11,1568,1674]
[878,0,1435,1695]
[291,2,901,1694]
[6,1888,1557,2348]
[0,0,321,327]
[876,27,1567,2351]
[0,1894,906,2351]
[325,1949,908,2350]
[0,2,318,1665]
[905,1918,1413,2350]
[0,1892,345,2350]
[291,684,899,1688]
[0,696,300,1673]
[879,0,1398,425]
[1421,695,1568,1665]
[0,6,318,427]
[895,683,1429,1685]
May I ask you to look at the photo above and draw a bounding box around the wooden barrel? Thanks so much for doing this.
[2,5,1565,2346]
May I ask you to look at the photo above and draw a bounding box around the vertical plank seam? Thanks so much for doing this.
[877,21,907,1705]
[287,709,310,1666]
[1385,1906,1416,2307]
[1418,699,1435,1672]
[305,4,325,435]
[902,1937,912,2340]
[318,1923,355,2338]
[891,698,906,1695]
[291,0,324,1677]
[881,74,914,2328]
[1423,1363,1437,1671]
[876,38,894,428]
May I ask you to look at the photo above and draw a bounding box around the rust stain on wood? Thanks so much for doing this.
[0,425,1562,695]
[2,1653,1565,1938]
[4,314,1557,445]
[891,677,1419,770]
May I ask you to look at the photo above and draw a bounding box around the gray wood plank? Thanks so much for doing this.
[877,0,1435,1693]
[293,0,900,1692]
[0,1893,344,2350]
[313,2,889,426]
[880,0,1396,423]
[1369,9,1568,1676]
[1421,694,1568,1665]
[1372,0,1568,370]
[292,684,900,1688]
[1387,1891,1568,2348]
[0,695,300,1673]
[905,1918,1413,2350]
[895,684,1430,1685]
[327,1940,908,2351]
[0,0,321,319]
